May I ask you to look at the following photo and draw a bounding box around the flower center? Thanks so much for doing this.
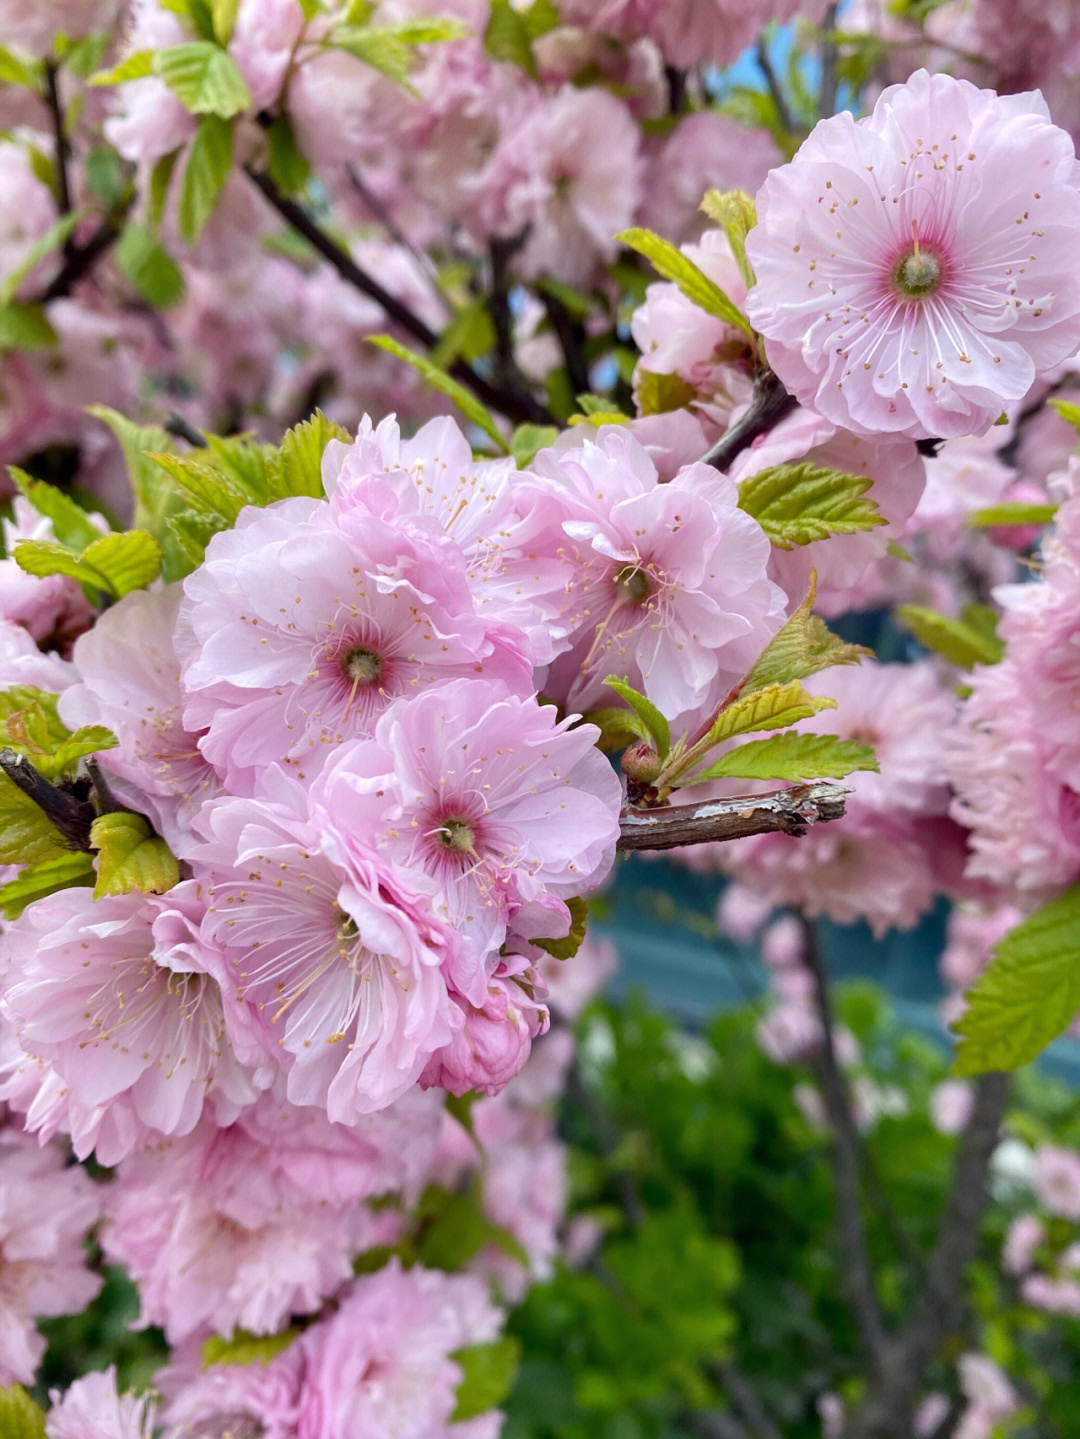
[343,646,382,687]
[894,244,943,300]
[436,816,476,853]
[613,564,653,607]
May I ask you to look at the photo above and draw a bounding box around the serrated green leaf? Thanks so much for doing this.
[89,408,191,581]
[91,811,180,898]
[0,851,96,919]
[0,779,73,865]
[178,113,233,244]
[510,423,559,468]
[0,686,73,755]
[743,578,870,694]
[154,41,252,116]
[1050,397,1080,432]
[706,680,836,747]
[635,368,695,417]
[8,467,103,549]
[147,451,241,522]
[0,1385,47,1439]
[89,50,155,86]
[737,461,885,549]
[699,188,757,288]
[58,30,112,77]
[0,47,41,88]
[603,676,670,759]
[451,1337,522,1423]
[332,20,467,88]
[267,411,348,500]
[966,501,1058,529]
[52,725,118,774]
[0,302,57,351]
[211,0,241,43]
[169,510,224,570]
[201,1328,297,1370]
[617,227,755,341]
[367,335,509,454]
[896,603,1004,669]
[684,732,877,786]
[533,894,589,961]
[952,882,1080,1075]
[265,113,312,195]
[115,222,186,307]
[15,530,162,599]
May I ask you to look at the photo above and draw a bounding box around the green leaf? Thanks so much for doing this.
[429,297,496,369]
[509,423,558,468]
[265,114,312,195]
[169,510,223,570]
[415,1187,497,1271]
[966,501,1058,529]
[533,894,589,961]
[952,882,1080,1075]
[743,578,870,693]
[115,222,186,307]
[84,145,129,208]
[483,0,538,73]
[737,461,885,549]
[0,851,96,919]
[896,603,1004,669]
[0,47,41,88]
[15,530,162,599]
[0,1386,47,1439]
[57,31,112,78]
[635,369,696,417]
[89,50,156,86]
[1049,396,1080,431]
[88,408,191,581]
[699,188,757,288]
[154,41,252,116]
[0,213,80,305]
[706,680,836,747]
[0,302,57,352]
[451,1337,522,1422]
[367,335,509,454]
[332,20,468,88]
[201,1329,297,1369]
[148,148,181,230]
[52,725,119,775]
[8,467,103,549]
[0,780,72,866]
[603,676,670,759]
[91,812,181,898]
[617,227,755,341]
[211,0,241,43]
[267,411,349,500]
[178,113,233,244]
[579,705,652,752]
[685,732,877,785]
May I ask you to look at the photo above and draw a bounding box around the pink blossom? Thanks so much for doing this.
[46,1369,155,1439]
[522,426,784,726]
[747,71,1080,439]
[560,0,829,68]
[0,1132,102,1386]
[930,1079,975,1134]
[1032,1143,1080,1218]
[0,0,119,51]
[229,0,305,111]
[1,884,260,1162]
[1020,1271,1080,1315]
[157,1337,304,1439]
[295,1260,503,1439]
[0,500,95,647]
[0,140,58,291]
[1002,1213,1046,1275]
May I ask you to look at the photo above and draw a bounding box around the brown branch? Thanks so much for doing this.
[0,749,96,851]
[245,167,553,428]
[617,782,848,851]
[700,371,797,473]
[802,920,888,1372]
[35,211,129,303]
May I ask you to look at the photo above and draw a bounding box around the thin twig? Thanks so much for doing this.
[617,783,849,851]
[345,163,454,318]
[711,1363,785,1439]
[245,167,553,428]
[0,749,96,851]
[540,284,591,400]
[35,210,130,303]
[756,39,795,136]
[701,372,797,473]
[819,4,840,120]
[802,920,888,1372]
[43,60,75,254]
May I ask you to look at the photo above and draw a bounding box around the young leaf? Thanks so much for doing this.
[510,423,559,468]
[952,882,1080,1076]
[88,408,192,581]
[683,732,877,786]
[91,812,181,897]
[0,851,96,919]
[154,41,252,116]
[0,213,79,304]
[451,1337,523,1422]
[895,603,1004,669]
[737,461,885,549]
[0,780,73,866]
[635,369,696,417]
[0,1386,47,1439]
[201,1328,297,1369]
[742,578,870,694]
[699,187,757,288]
[267,411,349,500]
[367,335,510,454]
[0,303,57,351]
[617,227,755,341]
[1049,396,1080,432]
[0,47,41,87]
[147,452,245,523]
[8,467,103,550]
[178,113,233,243]
[115,222,186,307]
[332,20,467,88]
[603,676,670,759]
[966,501,1058,529]
[89,50,156,86]
[533,895,589,962]
[15,531,162,599]
[211,0,241,43]
[579,706,653,753]
[265,114,312,195]
[705,680,836,746]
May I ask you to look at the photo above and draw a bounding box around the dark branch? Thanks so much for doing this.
[540,284,591,400]
[0,749,96,851]
[819,4,841,120]
[701,371,797,473]
[43,60,74,239]
[245,167,553,428]
[803,920,888,1371]
[756,40,796,136]
[35,212,129,303]
[617,783,849,851]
